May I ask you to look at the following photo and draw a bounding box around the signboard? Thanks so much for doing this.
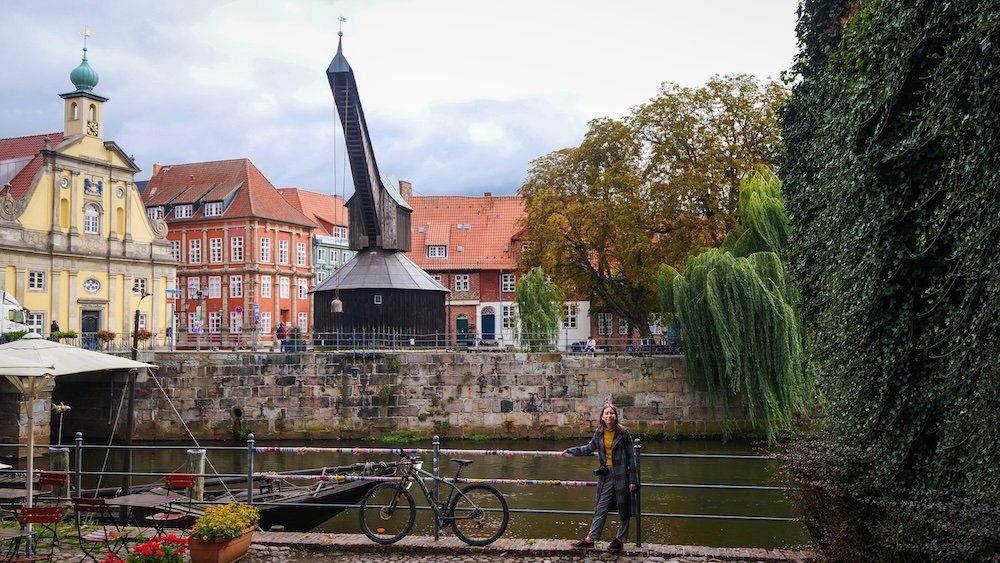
[253,303,260,326]
[165,289,182,297]
[234,306,243,314]
[191,320,204,334]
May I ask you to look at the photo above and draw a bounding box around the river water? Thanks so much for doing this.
[16,437,809,550]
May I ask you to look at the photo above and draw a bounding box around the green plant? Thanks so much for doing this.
[378,384,393,404]
[189,503,259,541]
[469,434,490,442]
[386,356,402,373]
[57,329,78,339]
[380,433,425,444]
[430,395,440,407]
[513,267,564,352]
[417,412,430,422]
[2,330,27,341]
[433,420,451,433]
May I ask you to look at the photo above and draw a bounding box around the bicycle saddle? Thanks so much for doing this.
[450,458,473,467]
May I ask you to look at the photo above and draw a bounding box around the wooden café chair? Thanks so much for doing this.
[71,497,138,562]
[145,473,198,535]
[4,506,65,563]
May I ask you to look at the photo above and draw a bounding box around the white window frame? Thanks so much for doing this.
[427,245,447,258]
[316,271,327,284]
[230,275,243,298]
[502,304,516,329]
[619,318,628,336]
[230,311,243,332]
[209,238,223,263]
[147,207,164,220]
[260,238,271,262]
[208,311,221,333]
[26,313,44,335]
[298,312,308,333]
[260,312,272,334]
[173,204,193,219]
[598,312,612,336]
[133,277,147,295]
[298,279,307,299]
[187,277,200,300]
[454,274,469,292]
[231,237,244,262]
[203,201,223,216]
[279,277,290,299]
[28,271,46,291]
[83,203,100,234]
[333,226,347,239]
[187,313,199,329]
[431,274,442,283]
[278,240,289,264]
[317,248,327,263]
[260,275,272,298]
[296,242,306,266]
[171,240,181,262]
[563,303,578,329]
[501,273,516,293]
[208,276,221,299]
[137,313,148,330]
[189,239,201,264]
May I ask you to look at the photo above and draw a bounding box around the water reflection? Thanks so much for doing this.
[11,438,810,549]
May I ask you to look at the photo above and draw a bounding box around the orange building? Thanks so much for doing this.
[142,159,315,349]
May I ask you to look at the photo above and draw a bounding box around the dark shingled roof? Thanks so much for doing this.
[312,247,448,292]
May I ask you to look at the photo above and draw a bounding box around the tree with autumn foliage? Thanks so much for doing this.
[518,75,787,337]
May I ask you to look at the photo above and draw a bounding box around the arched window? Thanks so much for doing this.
[84,203,100,234]
[71,103,79,120]
[88,105,96,121]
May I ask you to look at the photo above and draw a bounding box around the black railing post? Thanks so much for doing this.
[432,435,441,541]
[247,433,255,504]
[74,432,83,500]
[633,437,642,547]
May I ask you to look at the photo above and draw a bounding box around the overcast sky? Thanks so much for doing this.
[2,0,800,197]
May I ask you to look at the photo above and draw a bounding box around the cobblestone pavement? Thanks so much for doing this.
[41,533,816,562]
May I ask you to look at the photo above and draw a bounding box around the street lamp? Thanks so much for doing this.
[123,288,150,521]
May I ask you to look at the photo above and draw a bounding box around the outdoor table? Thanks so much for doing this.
[0,527,33,559]
[105,493,184,535]
[0,488,39,516]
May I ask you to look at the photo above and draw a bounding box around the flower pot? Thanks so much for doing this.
[188,528,254,563]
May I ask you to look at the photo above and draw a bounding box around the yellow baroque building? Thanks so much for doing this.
[0,43,175,347]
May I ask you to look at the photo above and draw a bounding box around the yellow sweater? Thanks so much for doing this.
[604,429,615,467]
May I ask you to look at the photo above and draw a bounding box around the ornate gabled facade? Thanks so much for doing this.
[142,159,316,349]
[0,43,174,347]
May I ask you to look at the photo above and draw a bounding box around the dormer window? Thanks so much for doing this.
[427,245,447,258]
[147,207,164,220]
[174,204,193,219]
[204,201,223,216]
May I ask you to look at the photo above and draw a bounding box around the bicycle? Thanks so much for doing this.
[358,449,510,546]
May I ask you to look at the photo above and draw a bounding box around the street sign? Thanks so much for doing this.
[234,306,243,314]
[191,320,204,334]
[165,289,182,297]
[253,303,260,325]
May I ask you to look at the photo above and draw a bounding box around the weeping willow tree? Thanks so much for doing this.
[659,168,805,440]
[514,267,564,352]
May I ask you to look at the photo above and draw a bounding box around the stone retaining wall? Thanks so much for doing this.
[123,351,744,441]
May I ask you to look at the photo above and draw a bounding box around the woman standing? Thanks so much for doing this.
[562,403,638,553]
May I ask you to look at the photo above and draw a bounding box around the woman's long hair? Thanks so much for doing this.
[597,404,626,435]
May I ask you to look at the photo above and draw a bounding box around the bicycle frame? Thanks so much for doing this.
[393,457,471,526]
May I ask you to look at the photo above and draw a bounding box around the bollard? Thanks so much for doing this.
[633,437,642,547]
[187,449,206,500]
[48,447,70,501]
[432,435,440,541]
[74,433,83,502]
[246,433,255,504]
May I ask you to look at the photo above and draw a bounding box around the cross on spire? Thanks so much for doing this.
[81,25,91,49]
[338,16,346,37]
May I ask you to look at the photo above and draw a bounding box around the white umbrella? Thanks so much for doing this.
[0,333,155,511]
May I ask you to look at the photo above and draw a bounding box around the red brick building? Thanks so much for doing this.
[405,190,591,348]
[142,159,315,349]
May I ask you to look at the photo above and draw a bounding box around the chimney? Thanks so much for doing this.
[399,180,412,201]
[152,163,163,177]
[483,191,492,198]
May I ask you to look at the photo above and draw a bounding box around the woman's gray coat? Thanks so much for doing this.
[567,428,638,519]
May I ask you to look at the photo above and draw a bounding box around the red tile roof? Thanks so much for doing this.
[142,159,316,228]
[0,132,66,199]
[277,188,348,238]
[407,194,524,270]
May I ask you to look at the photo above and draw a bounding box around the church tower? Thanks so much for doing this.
[59,28,107,138]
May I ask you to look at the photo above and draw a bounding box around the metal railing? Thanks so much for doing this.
[1,433,790,547]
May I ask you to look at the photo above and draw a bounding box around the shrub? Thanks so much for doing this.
[100,535,188,563]
[189,503,259,541]
[136,329,152,341]
[96,330,116,343]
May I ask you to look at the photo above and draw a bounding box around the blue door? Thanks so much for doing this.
[481,310,496,340]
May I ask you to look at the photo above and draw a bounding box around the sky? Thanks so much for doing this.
[2,0,800,197]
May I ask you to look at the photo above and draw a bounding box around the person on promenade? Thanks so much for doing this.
[50,319,60,340]
[562,403,638,553]
[585,336,597,352]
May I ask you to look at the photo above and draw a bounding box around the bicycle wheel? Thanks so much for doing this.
[449,484,509,546]
[359,482,416,544]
